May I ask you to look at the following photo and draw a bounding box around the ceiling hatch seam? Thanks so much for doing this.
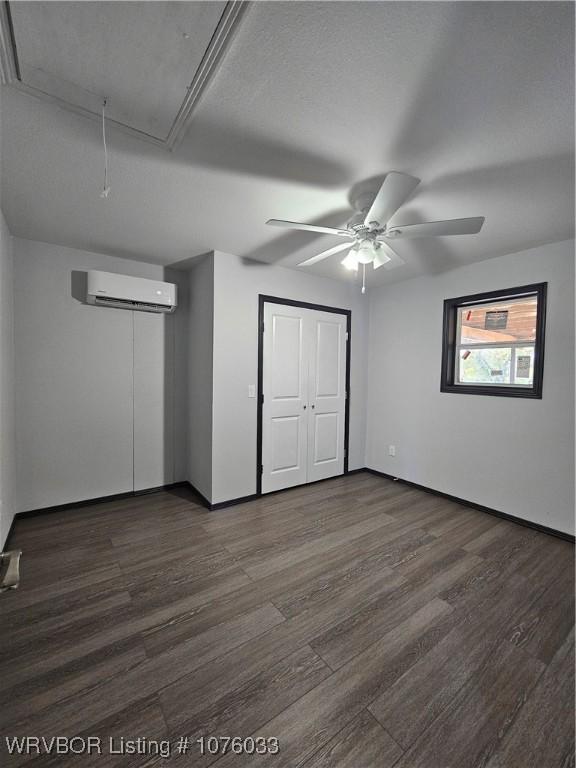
[0,0,251,150]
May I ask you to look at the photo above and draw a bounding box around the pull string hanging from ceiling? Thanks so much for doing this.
[100,98,110,198]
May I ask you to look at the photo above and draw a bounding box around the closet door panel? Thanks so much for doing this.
[261,304,308,493]
[313,412,339,463]
[307,311,346,483]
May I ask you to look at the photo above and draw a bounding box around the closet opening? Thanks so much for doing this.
[257,295,351,496]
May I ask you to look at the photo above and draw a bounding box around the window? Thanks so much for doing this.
[441,283,547,398]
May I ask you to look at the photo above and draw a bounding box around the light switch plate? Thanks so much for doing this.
[248,384,256,398]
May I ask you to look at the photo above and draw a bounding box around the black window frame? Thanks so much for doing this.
[440,282,547,399]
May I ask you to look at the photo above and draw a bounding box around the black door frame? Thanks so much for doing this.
[257,295,351,496]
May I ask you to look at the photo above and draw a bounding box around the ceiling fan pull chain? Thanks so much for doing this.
[100,98,111,199]
[362,263,366,295]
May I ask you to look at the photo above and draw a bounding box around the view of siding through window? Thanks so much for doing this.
[457,296,538,385]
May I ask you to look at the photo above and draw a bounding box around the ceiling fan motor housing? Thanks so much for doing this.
[266,171,484,279]
[346,211,370,232]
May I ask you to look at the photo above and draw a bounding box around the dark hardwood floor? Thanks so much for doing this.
[1,473,574,767]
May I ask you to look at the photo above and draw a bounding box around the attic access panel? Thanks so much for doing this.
[1,1,247,147]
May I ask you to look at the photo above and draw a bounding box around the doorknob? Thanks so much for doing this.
[303,405,307,409]
[311,404,315,409]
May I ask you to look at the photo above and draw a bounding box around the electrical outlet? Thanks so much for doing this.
[388,445,396,457]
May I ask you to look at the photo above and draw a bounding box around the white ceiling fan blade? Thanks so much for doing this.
[373,241,401,269]
[385,216,485,238]
[298,241,355,267]
[266,219,351,237]
[364,172,420,229]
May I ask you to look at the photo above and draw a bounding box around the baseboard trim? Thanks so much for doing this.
[185,482,212,510]
[364,467,575,544]
[187,469,368,511]
[211,494,260,511]
[6,471,572,545]
[10,482,188,523]
[186,482,259,511]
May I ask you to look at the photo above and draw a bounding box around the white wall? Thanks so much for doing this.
[133,310,174,491]
[14,237,174,512]
[0,210,16,548]
[210,251,369,504]
[10,235,573,533]
[180,255,214,501]
[366,240,575,535]
[165,267,189,486]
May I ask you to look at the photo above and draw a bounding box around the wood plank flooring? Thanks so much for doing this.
[0,473,574,767]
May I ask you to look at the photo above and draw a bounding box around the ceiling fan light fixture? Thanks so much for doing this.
[356,240,376,264]
[373,246,392,269]
[272,172,485,289]
[341,252,359,271]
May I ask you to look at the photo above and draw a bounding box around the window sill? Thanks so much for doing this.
[440,383,542,399]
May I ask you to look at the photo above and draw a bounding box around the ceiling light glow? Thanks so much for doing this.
[356,241,376,264]
[341,252,359,271]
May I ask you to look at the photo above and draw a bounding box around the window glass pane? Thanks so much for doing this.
[458,347,512,384]
[512,346,535,385]
[458,296,538,345]
[443,283,545,397]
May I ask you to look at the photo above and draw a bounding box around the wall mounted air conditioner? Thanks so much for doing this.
[86,271,177,313]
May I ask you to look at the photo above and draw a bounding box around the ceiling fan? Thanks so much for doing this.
[266,172,485,293]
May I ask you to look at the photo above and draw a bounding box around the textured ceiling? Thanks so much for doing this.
[9,1,227,139]
[1,1,574,287]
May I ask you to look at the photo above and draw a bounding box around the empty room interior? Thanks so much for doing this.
[0,1,574,766]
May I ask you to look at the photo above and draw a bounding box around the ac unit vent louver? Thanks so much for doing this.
[86,271,177,314]
[94,296,173,313]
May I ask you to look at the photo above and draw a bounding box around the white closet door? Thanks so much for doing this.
[262,303,309,493]
[307,310,347,483]
[262,302,347,494]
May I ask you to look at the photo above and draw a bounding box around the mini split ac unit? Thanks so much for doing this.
[86,271,177,313]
